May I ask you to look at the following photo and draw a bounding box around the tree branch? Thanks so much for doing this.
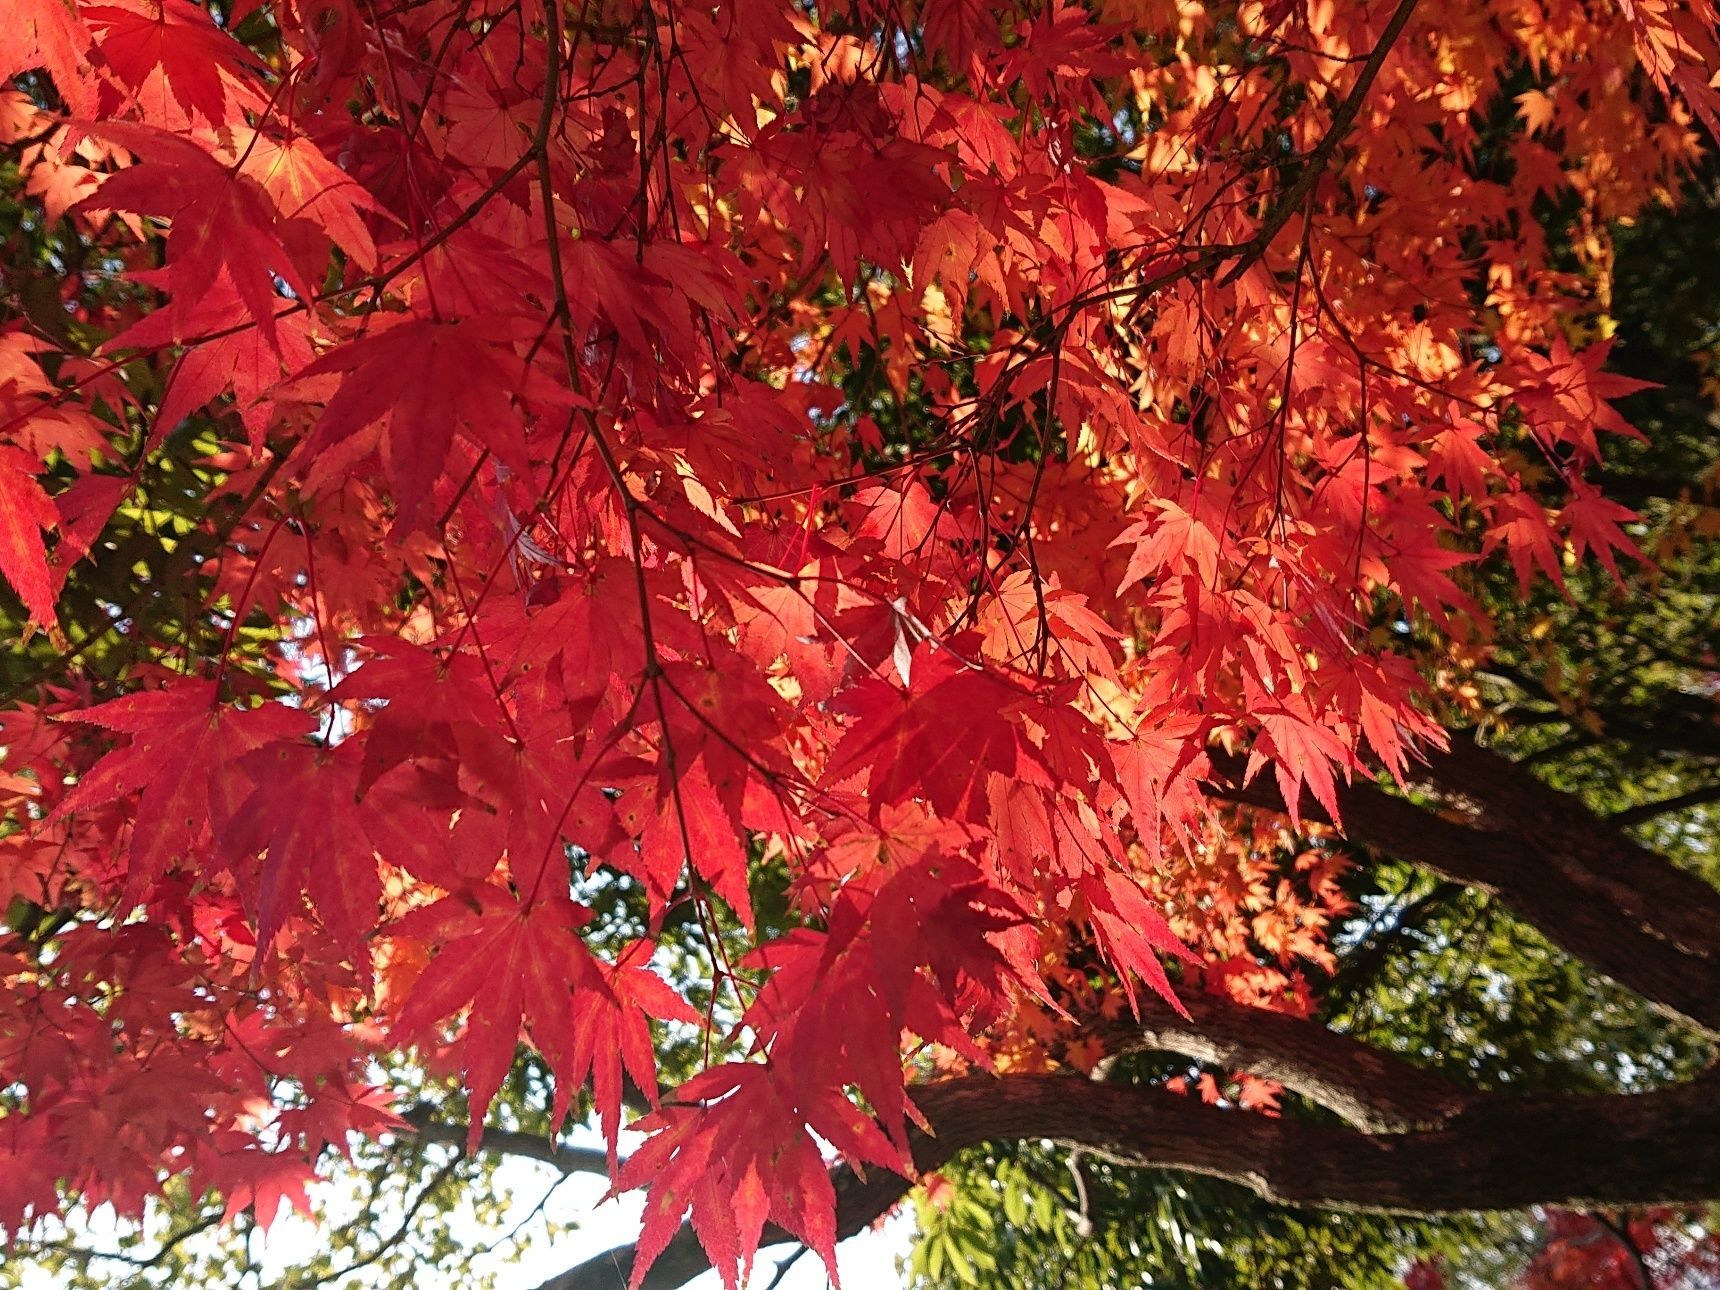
[540,1070,1720,1290]
[397,1106,611,1176]
[1218,0,1421,285]
[1204,741,1720,1038]
[1321,879,1465,1007]
[1094,991,1470,1133]
[1410,737,1720,963]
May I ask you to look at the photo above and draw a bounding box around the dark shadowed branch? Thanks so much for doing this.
[1205,740,1720,1038]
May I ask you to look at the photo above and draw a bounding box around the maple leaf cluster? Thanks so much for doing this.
[2,1,1716,1285]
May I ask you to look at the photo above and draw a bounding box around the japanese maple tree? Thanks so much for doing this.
[4,1,1720,1287]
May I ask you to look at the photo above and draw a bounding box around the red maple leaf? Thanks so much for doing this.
[824,647,1046,822]
[1562,486,1643,580]
[223,740,380,961]
[0,444,60,628]
[231,128,390,272]
[107,277,317,449]
[619,1062,890,1290]
[1081,869,1197,1014]
[4,0,96,115]
[53,681,312,892]
[389,886,593,1141]
[553,939,698,1160]
[76,123,310,341]
[83,0,265,127]
[293,316,565,527]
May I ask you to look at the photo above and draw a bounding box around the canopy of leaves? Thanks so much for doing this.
[2,2,1719,1289]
